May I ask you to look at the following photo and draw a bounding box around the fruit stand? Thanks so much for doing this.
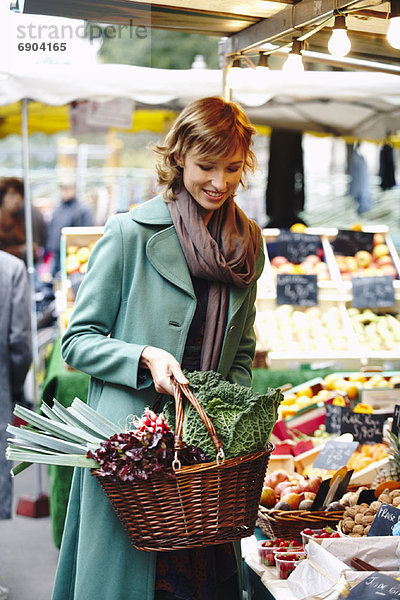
[256,225,400,372]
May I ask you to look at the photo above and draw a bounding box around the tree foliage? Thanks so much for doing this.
[87,24,220,69]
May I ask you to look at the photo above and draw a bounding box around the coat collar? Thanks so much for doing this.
[130,194,264,319]
[130,194,172,226]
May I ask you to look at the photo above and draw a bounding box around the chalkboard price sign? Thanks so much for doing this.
[351,275,396,309]
[325,404,349,434]
[313,440,359,470]
[340,410,386,444]
[347,572,400,600]
[276,274,318,306]
[368,502,400,537]
[332,229,374,256]
[392,405,400,437]
[275,231,320,263]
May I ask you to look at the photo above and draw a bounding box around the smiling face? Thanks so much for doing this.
[177,148,244,223]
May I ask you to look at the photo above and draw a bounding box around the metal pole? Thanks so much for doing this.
[21,98,42,496]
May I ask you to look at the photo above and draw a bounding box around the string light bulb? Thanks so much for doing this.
[328,14,351,57]
[226,57,243,87]
[282,40,304,73]
[387,0,400,49]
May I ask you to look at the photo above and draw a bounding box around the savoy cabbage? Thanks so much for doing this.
[163,371,282,460]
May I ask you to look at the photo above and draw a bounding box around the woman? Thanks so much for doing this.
[53,96,264,600]
[0,250,32,521]
[0,177,46,263]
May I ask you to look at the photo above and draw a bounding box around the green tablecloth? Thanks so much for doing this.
[251,367,334,393]
[41,337,89,548]
[41,346,335,549]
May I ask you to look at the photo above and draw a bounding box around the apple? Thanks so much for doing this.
[355,250,372,268]
[373,233,385,246]
[271,256,289,268]
[380,264,398,278]
[376,255,393,267]
[346,256,358,272]
[372,243,390,259]
[304,254,321,266]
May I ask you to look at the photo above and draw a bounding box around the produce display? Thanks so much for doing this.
[333,234,398,281]
[59,227,104,332]
[340,487,400,537]
[65,242,95,276]
[269,253,331,281]
[260,470,323,510]
[255,304,351,353]
[348,308,400,352]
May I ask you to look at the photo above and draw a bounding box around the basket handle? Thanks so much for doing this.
[170,378,224,471]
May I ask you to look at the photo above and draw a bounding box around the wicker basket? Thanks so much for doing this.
[93,381,274,552]
[257,506,344,542]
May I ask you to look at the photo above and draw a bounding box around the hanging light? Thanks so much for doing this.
[226,57,243,87]
[282,40,304,73]
[387,0,400,49]
[328,13,351,57]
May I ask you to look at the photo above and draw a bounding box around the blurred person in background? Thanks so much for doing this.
[0,251,32,517]
[0,250,31,600]
[0,177,46,264]
[46,177,94,278]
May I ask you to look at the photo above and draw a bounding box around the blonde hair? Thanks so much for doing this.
[154,96,257,201]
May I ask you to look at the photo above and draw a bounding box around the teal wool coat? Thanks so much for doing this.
[52,195,265,600]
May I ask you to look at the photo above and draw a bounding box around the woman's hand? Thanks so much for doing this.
[140,346,189,396]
